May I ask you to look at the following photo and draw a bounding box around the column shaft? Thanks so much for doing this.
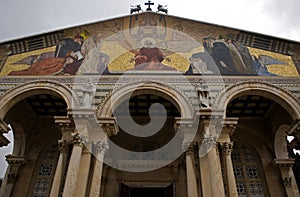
[89,140,108,197]
[62,135,83,197]
[222,143,238,197]
[186,152,199,197]
[207,147,225,197]
[50,141,68,197]
[74,148,91,197]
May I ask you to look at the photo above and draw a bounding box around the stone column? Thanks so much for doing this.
[49,140,68,197]
[62,134,86,197]
[274,159,300,196]
[74,145,92,197]
[220,142,238,197]
[50,116,73,197]
[183,142,199,197]
[218,118,238,197]
[89,140,109,197]
[0,155,25,197]
[200,118,225,197]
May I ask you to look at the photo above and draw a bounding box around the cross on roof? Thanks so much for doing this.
[145,1,154,11]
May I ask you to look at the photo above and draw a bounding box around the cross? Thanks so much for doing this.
[145,1,154,11]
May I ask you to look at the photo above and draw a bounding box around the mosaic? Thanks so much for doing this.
[1,14,298,77]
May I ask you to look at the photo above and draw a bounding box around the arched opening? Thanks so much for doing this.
[223,92,298,196]
[98,84,194,197]
[110,92,180,157]
[0,90,69,197]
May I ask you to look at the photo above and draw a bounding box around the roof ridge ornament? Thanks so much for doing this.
[130,1,168,15]
[145,1,154,11]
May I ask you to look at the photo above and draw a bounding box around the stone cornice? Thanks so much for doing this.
[0,75,299,85]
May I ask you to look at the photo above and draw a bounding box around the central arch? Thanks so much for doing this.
[97,81,195,120]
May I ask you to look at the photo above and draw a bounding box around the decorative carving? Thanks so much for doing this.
[93,140,109,155]
[7,173,17,183]
[80,81,96,108]
[57,140,68,153]
[202,134,217,151]
[283,177,292,187]
[71,133,87,146]
[220,142,234,156]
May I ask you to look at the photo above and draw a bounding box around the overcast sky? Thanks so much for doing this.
[0,0,300,43]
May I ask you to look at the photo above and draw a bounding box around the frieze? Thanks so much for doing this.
[0,76,300,109]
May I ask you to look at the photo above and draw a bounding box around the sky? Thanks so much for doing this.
[0,0,300,43]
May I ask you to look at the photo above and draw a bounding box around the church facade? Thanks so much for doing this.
[0,10,300,197]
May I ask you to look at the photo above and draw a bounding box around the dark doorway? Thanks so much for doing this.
[119,183,174,197]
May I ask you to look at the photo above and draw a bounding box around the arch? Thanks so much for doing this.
[274,124,290,159]
[0,80,79,119]
[97,81,195,119]
[216,81,300,120]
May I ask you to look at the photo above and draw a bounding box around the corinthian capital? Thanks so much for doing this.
[72,133,88,146]
[58,140,68,153]
[202,134,217,150]
[93,140,109,155]
[220,142,234,155]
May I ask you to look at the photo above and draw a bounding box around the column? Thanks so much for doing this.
[201,119,225,197]
[184,142,199,197]
[0,155,25,197]
[89,140,109,197]
[62,134,85,197]
[220,142,238,197]
[49,140,68,197]
[50,116,73,197]
[274,159,300,196]
[205,136,225,197]
[74,146,92,197]
[218,117,238,197]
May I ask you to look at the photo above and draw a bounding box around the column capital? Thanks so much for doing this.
[219,142,234,156]
[93,140,109,155]
[202,134,218,151]
[57,140,68,153]
[72,133,88,147]
[182,141,196,155]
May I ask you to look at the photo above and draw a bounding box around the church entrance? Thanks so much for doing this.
[119,183,174,197]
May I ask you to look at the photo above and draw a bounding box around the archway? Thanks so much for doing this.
[97,81,197,197]
[0,81,73,197]
[220,81,300,196]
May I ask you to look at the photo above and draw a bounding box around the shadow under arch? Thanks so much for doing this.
[215,81,300,120]
[97,81,195,120]
[0,80,79,120]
